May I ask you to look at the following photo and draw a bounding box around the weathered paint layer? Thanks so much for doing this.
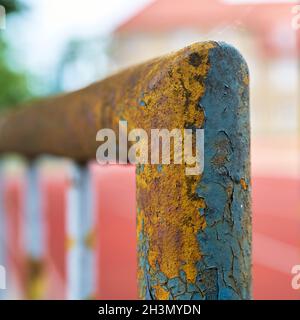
[136,43,251,300]
[0,42,251,300]
[194,43,251,300]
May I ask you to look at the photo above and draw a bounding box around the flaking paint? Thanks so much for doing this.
[0,42,251,300]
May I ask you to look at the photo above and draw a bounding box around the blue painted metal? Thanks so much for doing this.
[25,164,44,261]
[24,163,45,299]
[136,42,251,300]
[195,43,251,299]
[66,163,94,299]
[0,42,251,300]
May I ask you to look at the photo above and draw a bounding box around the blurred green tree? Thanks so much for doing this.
[0,0,32,110]
[0,0,24,14]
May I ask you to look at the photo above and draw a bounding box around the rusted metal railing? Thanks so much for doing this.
[0,41,251,300]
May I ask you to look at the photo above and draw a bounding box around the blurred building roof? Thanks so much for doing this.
[114,0,299,57]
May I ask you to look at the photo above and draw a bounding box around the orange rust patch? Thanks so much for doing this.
[84,230,96,249]
[134,42,216,287]
[240,178,248,190]
[137,165,207,283]
[66,236,76,250]
[153,285,170,300]
[0,41,219,297]
[243,74,249,86]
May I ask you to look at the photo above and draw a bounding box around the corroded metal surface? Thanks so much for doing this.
[136,43,251,300]
[0,42,251,300]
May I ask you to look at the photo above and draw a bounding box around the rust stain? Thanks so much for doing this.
[65,236,76,250]
[132,42,215,297]
[153,284,170,300]
[0,42,251,299]
[0,42,214,161]
[25,257,46,300]
[240,178,248,190]
[243,74,249,86]
[84,230,96,249]
[137,165,207,282]
[0,41,215,299]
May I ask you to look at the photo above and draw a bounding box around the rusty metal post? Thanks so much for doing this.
[0,42,251,300]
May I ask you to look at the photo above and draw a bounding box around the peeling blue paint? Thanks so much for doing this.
[137,42,251,300]
[195,42,251,300]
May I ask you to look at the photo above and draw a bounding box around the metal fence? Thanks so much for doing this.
[0,41,251,300]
